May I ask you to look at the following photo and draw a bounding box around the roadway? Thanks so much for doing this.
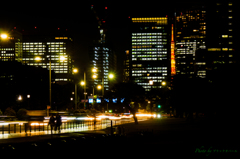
[0,116,239,158]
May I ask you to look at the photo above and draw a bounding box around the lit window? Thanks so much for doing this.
[222,48,228,51]
[229,29,233,31]
[222,35,228,38]
[228,3,232,6]
[228,16,233,19]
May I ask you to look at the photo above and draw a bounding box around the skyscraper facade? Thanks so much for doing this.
[0,30,22,62]
[89,44,116,93]
[206,1,236,67]
[0,28,74,83]
[89,5,117,95]
[130,17,170,91]
[175,6,207,78]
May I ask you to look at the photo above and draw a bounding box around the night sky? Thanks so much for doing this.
[1,1,208,82]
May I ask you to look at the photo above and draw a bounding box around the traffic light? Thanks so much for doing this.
[158,105,161,108]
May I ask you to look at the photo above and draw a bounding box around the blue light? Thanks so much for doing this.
[113,98,117,103]
[104,98,109,103]
[121,98,125,103]
[97,98,101,103]
[89,99,93,103]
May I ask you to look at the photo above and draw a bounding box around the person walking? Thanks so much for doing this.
[55,113,62,133]
[48,114,55,134]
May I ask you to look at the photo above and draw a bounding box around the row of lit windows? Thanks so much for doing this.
[26,63,68,66]
[132,49,167,51]
[132,70,167,73]
[0,54,14,56]
[132,39,165,42]
[55,78,68,81]
[207,48,233,51]
[142,76,166,79]
[134,57,168,61]
[132,33,167,36]
[132,55,167,57]
[132,43,167,46]
[132,74,167,77]
[132,51,167,55]
[132,36,166,39]
[132,17,167,21]
[132,66,167,70]
[55,37,68,40]
[0,48,14,51]
[23,58,68,61]
[0,57,14,59]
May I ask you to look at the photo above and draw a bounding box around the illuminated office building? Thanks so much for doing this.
[131,17,170,91]
[89,5,117,94]
[206,1,236,66]
[1,28,74,83]
[175,6,207,78]
[89,44,116,92]
[0,30,22,62]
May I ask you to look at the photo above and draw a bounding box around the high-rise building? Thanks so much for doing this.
[0,30,22,62]
[89,44,116,93]
[0,28,74,83]
[206,1,236,68]
[89,5,117,95]
[130,17,170,91]
[175,6,207,78]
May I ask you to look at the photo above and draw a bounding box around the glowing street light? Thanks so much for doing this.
[109,73,114,79]
[162,81,166,86]
[60,56,65,61]
[92,68,97,72]
[97,85,102,90]
[0,34,8,39]
[18,95,22,101]
[80,81,85,86]
[73,68,78,74]
[35,57,41,61]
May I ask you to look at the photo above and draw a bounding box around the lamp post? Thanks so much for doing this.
[36,56,65,116]
[73,68,78,110]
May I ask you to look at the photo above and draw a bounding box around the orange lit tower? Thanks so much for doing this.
[171,24,176,75]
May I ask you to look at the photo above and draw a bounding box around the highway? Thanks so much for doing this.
[0,114,153,139]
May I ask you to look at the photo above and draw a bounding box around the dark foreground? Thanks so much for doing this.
[0,117,239,158]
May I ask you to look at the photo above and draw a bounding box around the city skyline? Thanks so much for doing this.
[1,1,215,82]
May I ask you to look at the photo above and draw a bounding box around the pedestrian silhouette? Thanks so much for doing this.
[48,114,55,134]
[55,113,62,133]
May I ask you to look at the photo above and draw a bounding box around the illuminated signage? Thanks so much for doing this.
[89,99,93,103]
[113,98,117,103]
[96,98,101,103]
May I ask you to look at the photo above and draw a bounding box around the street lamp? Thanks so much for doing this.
[18,95,22,101]
[73,68,79,110]
[0,34,8,39]
[73,68,78,74]
[97,85,102,90]
[109,74,114,79]
[35,56,65,116]
[162,81,166,86]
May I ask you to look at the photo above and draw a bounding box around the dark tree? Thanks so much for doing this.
[108,82,146,124]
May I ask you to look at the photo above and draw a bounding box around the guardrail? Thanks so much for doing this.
[0,118,132,135]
